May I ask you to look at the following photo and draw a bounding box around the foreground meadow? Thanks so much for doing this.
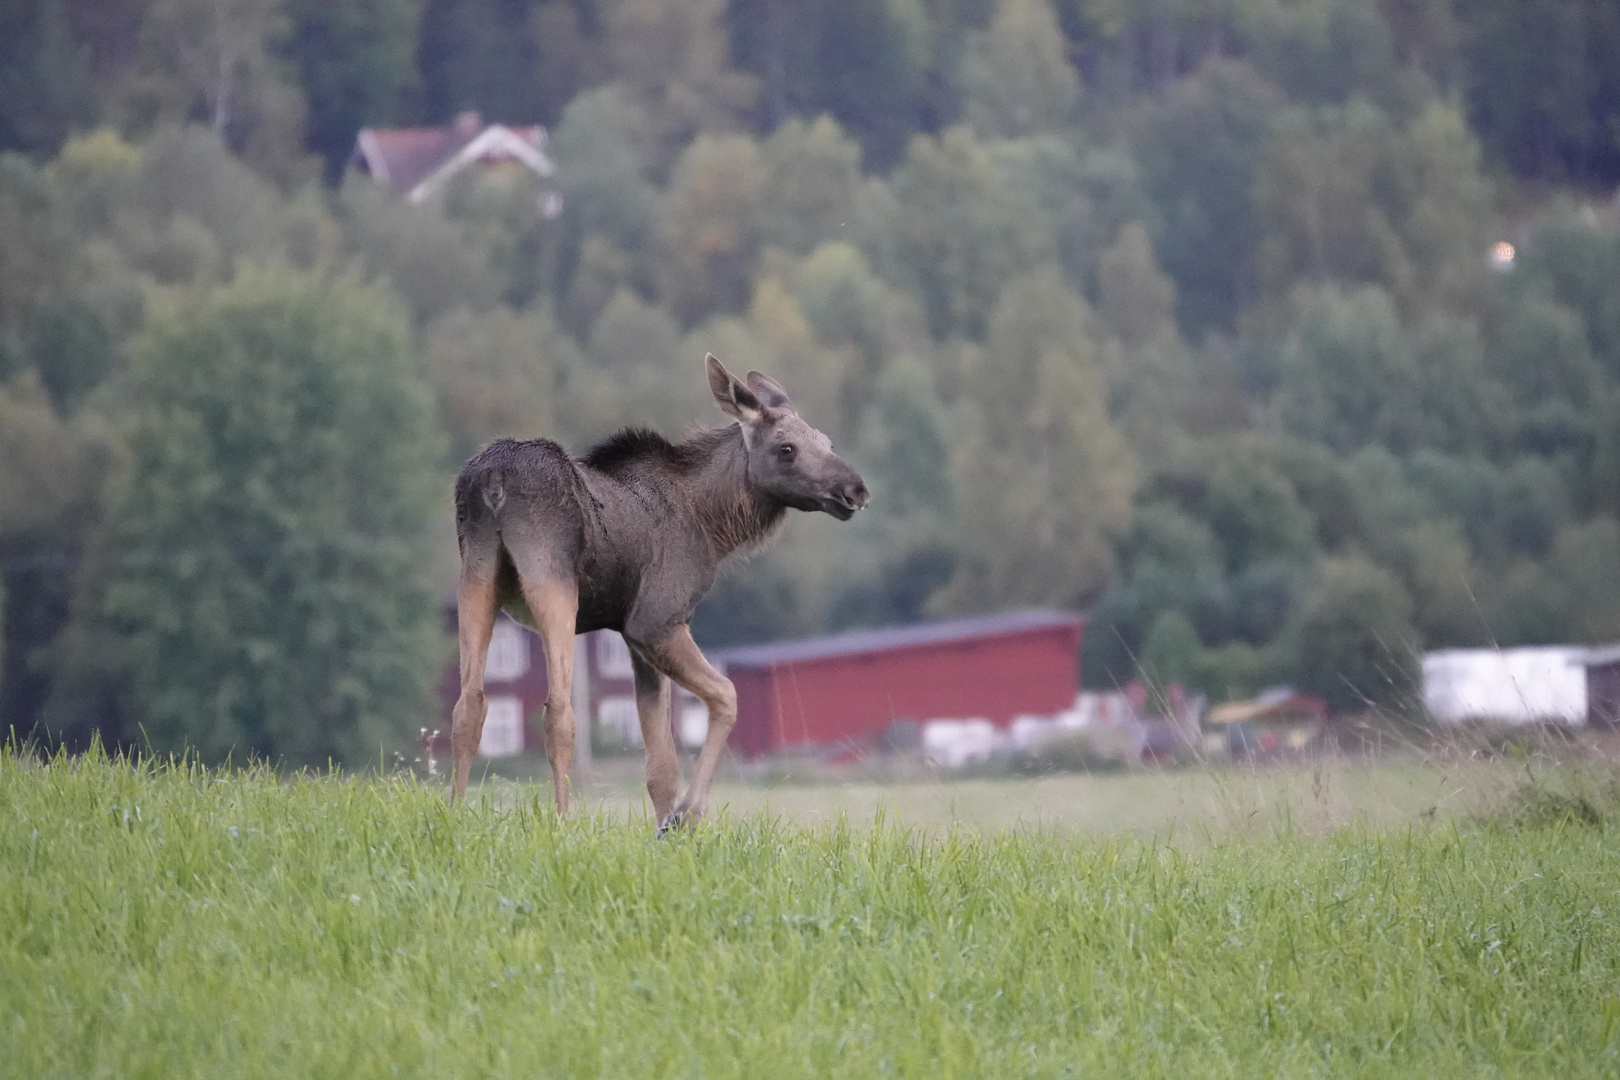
[4,747,1619,1078]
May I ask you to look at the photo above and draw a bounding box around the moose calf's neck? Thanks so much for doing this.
[681,425,787,561]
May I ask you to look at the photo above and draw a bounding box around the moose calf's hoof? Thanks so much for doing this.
[656,808,700,837]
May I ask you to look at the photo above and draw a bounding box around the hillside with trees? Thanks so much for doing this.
[3,0,1620,761]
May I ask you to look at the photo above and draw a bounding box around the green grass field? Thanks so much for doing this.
[5,746,1620,1078]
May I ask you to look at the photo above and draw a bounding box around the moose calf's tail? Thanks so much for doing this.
[453,447,509,548]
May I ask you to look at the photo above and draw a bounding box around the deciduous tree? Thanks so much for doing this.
[79,268,445,765]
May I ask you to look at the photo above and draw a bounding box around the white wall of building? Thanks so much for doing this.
[1423,647,1588,725]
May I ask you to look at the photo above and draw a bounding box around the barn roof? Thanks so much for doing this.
[714,610,1081,669]
[1581,642,1620,667]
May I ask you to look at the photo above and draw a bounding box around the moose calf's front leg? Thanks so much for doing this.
[654,625,738,830]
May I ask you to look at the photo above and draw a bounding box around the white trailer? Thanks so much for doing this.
[1422,647,1588,726]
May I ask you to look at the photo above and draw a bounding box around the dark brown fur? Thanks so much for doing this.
[448,355,867,830]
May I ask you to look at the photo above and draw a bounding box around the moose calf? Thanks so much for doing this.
[449,354,869,832]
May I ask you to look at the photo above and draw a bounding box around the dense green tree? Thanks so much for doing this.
[960,0,1079,138]
[1510,215,1620,380]
[415,0,556,126]
[1135,59,1282,337]
[0,376,114,740]
[283,0,423,179]
[792,242,897,366]
[551,85,660,263]
[338,175,503,324]
[1343,448,1487,646]
[118,0,313,185]
[856,355,955,523]
[1272,287,1504,456]
[1137,608,1201,688]
[1095,221,1194,450]
[1232,0,1399,108]
[73,268,445,765]
[0,154,79,336]
[423,304,581,461]
[936,267,1135,611]
[584,288,697,435]
[730,0,935,169]
[1543,518,1620,642]
[787,241,925,428]
[46,127,340,294]
[1284,554,1418,712]
[652,134,767,325]
[21,294,117,414]
[602,0,757,177]
[1405,451,1573,564]
[1194,443,1318,572]
[1252,101,1494,323]
[0,0,96,156]
[1490,295,1601,458]
[1273,286,1417,453]
[758,116,865,256]
[525,1,606,125]
[888,126,1054,338]
[438,162,561,307]
[988,135,1143,291]
[1458,0,1620,186]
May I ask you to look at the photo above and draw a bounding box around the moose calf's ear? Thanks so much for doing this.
[707,353,763,421]
[745,371,795,413]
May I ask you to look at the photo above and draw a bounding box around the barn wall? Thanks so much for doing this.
[1591,662,1620,728]
[728,625,1081,758]
[436,614,551,754]
[729,667,779,758]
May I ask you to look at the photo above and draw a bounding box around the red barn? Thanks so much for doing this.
[433,611,699,760]
[716,610,1084,759]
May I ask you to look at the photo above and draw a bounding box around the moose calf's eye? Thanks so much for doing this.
[777,444,796,459]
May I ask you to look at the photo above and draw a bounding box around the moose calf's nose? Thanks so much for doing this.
[846,479,870,509]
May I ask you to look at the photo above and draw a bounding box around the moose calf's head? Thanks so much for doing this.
[707,353,869,520]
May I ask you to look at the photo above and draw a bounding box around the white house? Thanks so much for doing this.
[352,110,560,208]
[1422,647,1589,726]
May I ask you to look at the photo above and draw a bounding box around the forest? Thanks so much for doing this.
[2,0,1620,763]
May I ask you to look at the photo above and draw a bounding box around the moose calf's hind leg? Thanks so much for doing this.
[450,573,500,804]
[526,578,581,816]
[631,652,680,825]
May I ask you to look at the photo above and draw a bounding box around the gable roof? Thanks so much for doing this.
[714,610,1083,670]
[1581,643,1620,667]
[353,112,556,204]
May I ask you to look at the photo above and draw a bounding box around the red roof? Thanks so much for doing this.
[353,112,553,202]
[715,610,1082,669]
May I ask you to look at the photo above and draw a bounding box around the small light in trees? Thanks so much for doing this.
[1489,241,1516,271]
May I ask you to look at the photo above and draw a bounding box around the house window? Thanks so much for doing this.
[596,632,635,679]
[479,696,526,757]
[598,695,641,746]
[485,620,530,682]
[678,697,709,749]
